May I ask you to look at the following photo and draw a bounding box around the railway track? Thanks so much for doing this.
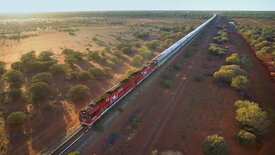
[50,127,88,155]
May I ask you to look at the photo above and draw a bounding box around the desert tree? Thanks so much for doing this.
[28,82,51,104]
[68,84,90,102]
[2,70,24,89]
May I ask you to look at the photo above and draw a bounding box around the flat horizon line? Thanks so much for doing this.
[0,9,274,15]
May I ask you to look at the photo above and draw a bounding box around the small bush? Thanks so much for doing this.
[0,61,6,75]
[38,51,54,61]
[132,54,143,66]
[94,121,104,132]
[64,56,78,67]
[235,100,270,134]
[62,49,83,61]
[67,151,80,155]
[146,40,159,50]
[87,51,106,63]
[28,82,51,104]
[28,60,57,73]
[173,64,182,71]
[78,71,91,81]
[49,64,66,75]
[102,67,112,76]
[161,79,172,88]
[109,56,122,64]
[68,84,90,102]
[7,111,26,124]
[236,130,256,145]
[226,53,240,64]
[2,70,24,89]
[11,61,23,71]
[69,71,80,80]
[121,46,134,55]
[213,65,247,83]
[231,75,250,90]
[193,75,203,82]
[208,43,226,56]
[8,88,22,101]
[31,72,52,84]
[124,69,136,78]
[88,67,108,79]
[203,134,228,155]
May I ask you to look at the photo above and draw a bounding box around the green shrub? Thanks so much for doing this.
[164,39,173,46]
[236,130,256,145]
[193,75,203,82]
[121,46,134,55]
[109,56,122,64]
[11,61,23,71]
[226,53,240,64]
[208,43,226,56]
[2,70,24,89]
[0,61,6,75]
[68,84,90,102]
[124,69,137,78]
[31,72,52,84]
[29,60,57,73]
[161,79,172,88]
[20,51,36,66]
[146,40,159,50]
[94,121,104,132]
[8,89,21,101]
[132,54,143,66]
[202,134,228,155]
[38,51,54,61]
[102,67,112,76]
[67,151,80,155]
[87,51,106,63]
[231,75,250,90]
[173,64,182,71]
[62,49,83,60]
[78,71,91,81]
[134,31,149,40]
[235,100,270,134]
[64,56,78,67]
[88,67,107,78]
[139,47,152,59]
[28,82,51,103]
[69,71,80,80]
[7,111,26,124]
[49,64,66,75]
[213,65,247,83]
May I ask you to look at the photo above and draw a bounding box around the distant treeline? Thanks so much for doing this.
[221,11,275,19]
[0,11,213,19]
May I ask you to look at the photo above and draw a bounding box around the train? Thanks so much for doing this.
[79,14,217,126]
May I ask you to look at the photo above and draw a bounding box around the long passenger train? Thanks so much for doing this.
[79,14,216,126]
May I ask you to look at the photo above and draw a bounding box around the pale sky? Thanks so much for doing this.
[0,0,274,13]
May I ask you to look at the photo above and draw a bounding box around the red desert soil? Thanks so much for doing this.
[2,18,204,155]
[6,77,119,155]
[81,16,275,155]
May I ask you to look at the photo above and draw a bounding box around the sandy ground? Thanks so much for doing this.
[77,16,275,155]
[1,18,204,155]
[0,26,124,65]
[0,18,203,67]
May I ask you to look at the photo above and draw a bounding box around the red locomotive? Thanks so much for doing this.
[79,61,157,126]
